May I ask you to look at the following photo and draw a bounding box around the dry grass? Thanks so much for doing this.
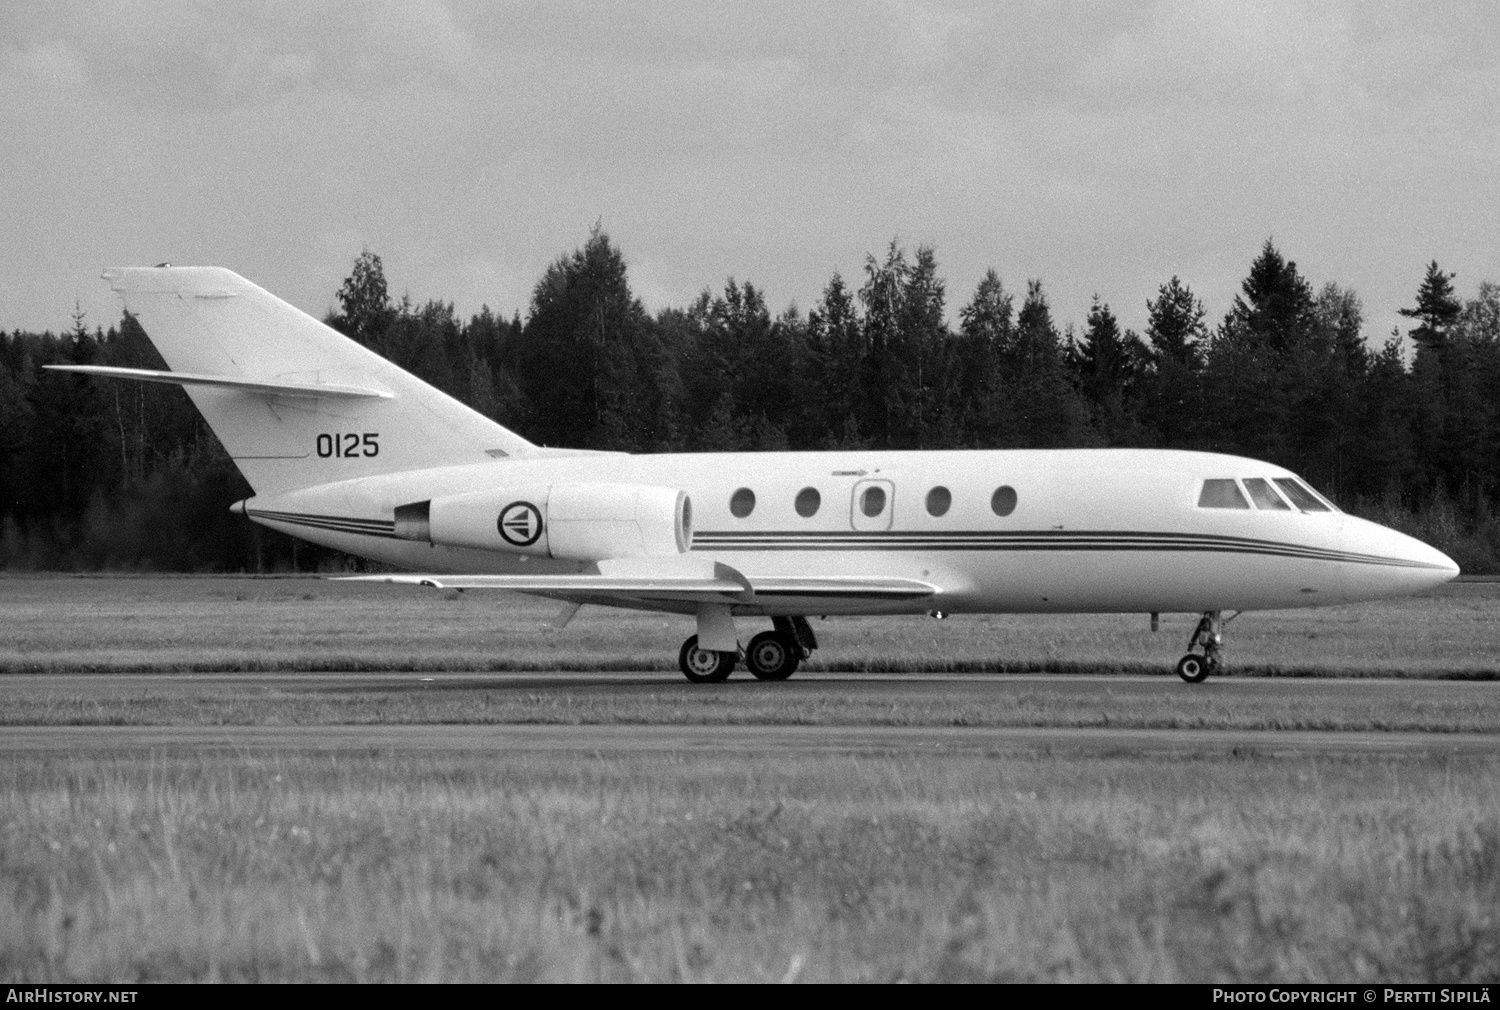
[3,575,1500,677]
[3,750,1498,982]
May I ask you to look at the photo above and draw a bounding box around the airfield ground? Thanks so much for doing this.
[3,574,1500,677]
[1,576,1498,982]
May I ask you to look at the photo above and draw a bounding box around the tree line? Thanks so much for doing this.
[3,230,1498,571]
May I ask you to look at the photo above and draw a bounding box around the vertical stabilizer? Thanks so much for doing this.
[100,266,536,496]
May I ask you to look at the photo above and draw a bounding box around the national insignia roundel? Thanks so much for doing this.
[497,501,544,546]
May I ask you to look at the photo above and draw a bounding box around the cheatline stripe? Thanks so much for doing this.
[243,511,1446,571]
[691,529,1446,570]
[247,509,401,539]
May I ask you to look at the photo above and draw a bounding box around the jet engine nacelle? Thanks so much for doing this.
[398,482,692,561]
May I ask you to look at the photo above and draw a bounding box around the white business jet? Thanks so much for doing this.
[48,267,1459,683]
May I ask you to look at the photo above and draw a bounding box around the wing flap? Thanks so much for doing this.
[739,576,939,600]
[340,572,753,604]
[42,364,393,400]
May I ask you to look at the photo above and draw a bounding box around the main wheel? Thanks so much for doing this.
[745,631,799,681]
[1176,653,1210,684]
[679,635,735,683]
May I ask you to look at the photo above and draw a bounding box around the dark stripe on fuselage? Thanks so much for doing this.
[244,510,1441,571]
[247,509,401,539]
[692,529,1443,570]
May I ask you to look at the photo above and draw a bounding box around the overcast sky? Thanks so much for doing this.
[2,1,1496,346]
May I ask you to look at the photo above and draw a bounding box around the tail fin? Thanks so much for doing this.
[95,266,537,496]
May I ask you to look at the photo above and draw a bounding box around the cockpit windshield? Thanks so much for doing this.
[1198,479,1250,509]
[1273,477,1335,513]
[1242,478,1291,510]
[1198,476,1339,513]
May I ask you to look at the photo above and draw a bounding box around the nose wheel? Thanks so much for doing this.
[1176,610,1232,683]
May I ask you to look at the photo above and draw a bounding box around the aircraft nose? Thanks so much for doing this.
[1340,515,1460,603]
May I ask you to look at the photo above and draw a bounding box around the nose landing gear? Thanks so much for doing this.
[1176,610,1231,683]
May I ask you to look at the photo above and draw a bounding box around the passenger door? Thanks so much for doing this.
[850,479,895,531]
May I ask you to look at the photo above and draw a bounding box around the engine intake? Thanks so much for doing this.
[397,482,692,562]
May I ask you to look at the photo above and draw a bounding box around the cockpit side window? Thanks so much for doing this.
[1243,478,1292,510]
[1274,477,1335,513]
[1199,479,1250,509]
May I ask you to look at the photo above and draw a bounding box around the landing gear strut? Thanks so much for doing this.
[681,616,818,683]
[1176,610,1228,683]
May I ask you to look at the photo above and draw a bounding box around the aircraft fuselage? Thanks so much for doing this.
[244,446,1457,617]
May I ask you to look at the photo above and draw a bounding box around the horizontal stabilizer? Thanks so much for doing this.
[42,365,393,400]
[337,570,938,605]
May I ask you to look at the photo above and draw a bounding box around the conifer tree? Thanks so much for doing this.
[1145,276,1206,371]
[1073,298,1150,444]
[805,273,865,448]
[1223,240,1315,355]
[516,226,662,449]
[1399,261,1462,352]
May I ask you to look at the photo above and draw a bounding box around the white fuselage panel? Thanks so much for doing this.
[246,448,1457,616]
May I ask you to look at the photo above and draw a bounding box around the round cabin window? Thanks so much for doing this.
[991,485,1017,516]
[926,486,951,517]
[795,487,821,518]
[861,485,887,518]
[730,487,756,518]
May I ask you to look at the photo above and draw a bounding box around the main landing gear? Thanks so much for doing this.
[1176,610,1234,683]
[677,616,818,683]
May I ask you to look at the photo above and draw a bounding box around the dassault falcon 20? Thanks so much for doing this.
[48,266,1459,683]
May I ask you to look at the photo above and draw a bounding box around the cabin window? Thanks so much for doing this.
[926,486,952,517]
[1243,478,1292,511]
[991,485,1017,516]
[730,487,756,518]
[1199,479,1250,508]
[860,485,887,518]
[795,487,821,518]
[1274,478,1334,513]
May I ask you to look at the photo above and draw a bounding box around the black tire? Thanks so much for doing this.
[1176,653,1210,684]
[678,635,735,683]
[746,631,799,681]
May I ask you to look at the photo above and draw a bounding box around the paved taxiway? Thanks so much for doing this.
[4,672,1497,758]
[11,669,1500,696]
[3,722,1498,757]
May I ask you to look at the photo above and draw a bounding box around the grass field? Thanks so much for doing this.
[3,576,1499,983]
[4,749,1498,982]
[4,574,1500,677]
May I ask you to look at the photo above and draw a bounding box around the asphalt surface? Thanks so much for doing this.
[1,721,1497,757]
[9,669,1500,696]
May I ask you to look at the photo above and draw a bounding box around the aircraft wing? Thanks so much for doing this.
[339,568,938,606]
